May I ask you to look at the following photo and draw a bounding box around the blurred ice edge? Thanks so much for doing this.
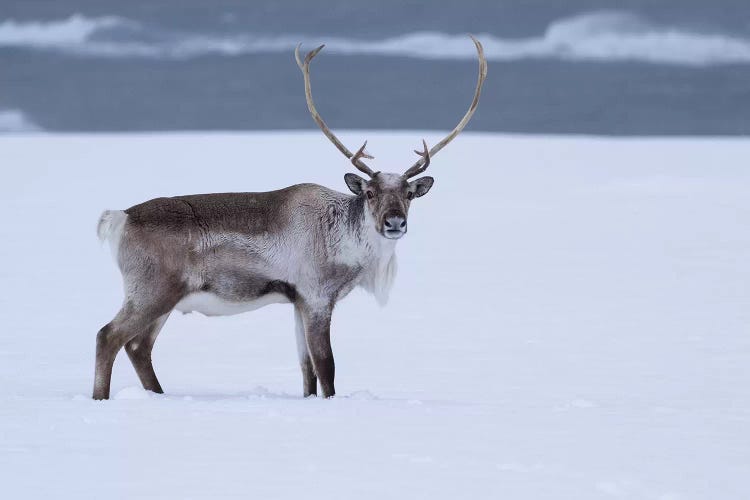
[1,4,749,134]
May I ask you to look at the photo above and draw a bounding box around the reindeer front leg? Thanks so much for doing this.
[294,305,317,397]
[299,302,335,398]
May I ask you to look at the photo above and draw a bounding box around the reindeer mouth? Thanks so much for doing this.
[383,228,406,240]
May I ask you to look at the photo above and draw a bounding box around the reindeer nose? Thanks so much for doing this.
[383,212,407,238]
[384,216,406,229]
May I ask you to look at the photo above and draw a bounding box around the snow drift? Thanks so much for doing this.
[0,132,748,499]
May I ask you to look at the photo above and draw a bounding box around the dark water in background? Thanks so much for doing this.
[1,0,750,135]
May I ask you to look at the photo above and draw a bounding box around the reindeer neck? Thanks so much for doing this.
[341,195,398,305]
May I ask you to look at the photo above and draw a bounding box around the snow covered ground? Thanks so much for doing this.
[1,132,748,499]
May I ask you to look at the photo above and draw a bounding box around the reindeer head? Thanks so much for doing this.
[295,36,487,240]
[341,141,434,239]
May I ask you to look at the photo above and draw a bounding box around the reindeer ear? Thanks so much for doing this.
[408,176,434,198]
[344,173,367,195]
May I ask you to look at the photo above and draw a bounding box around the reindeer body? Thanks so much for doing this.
[116,185,397,312]
[92,37,486,400]
[95,185,396,399]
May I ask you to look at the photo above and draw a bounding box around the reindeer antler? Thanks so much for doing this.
[403,139,430,179]
[295,44,375,177]
[351,141,374,170]
[295,35,486,180]
[402,35,487,179]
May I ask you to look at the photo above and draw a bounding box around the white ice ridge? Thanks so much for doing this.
[0,109,42,133]
[1,11,750,66]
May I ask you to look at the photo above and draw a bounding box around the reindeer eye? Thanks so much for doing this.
[366,191,374,200]
[407,191,414,200]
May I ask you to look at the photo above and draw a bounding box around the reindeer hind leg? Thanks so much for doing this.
[93,294,179,400]
[94,304,154,400]
[125,312,170,394]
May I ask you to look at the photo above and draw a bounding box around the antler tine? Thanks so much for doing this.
[405,139,430,177]
[351,141,375,170]
[295,43,375,177]
[403,35,487,179]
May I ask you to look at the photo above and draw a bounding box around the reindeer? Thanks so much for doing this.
[93,36,487,400]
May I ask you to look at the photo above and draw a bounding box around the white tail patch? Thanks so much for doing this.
[96,209,127,260]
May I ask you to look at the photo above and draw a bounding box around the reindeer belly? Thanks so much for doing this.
[175,272,297,317]
[175,291,290,316]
